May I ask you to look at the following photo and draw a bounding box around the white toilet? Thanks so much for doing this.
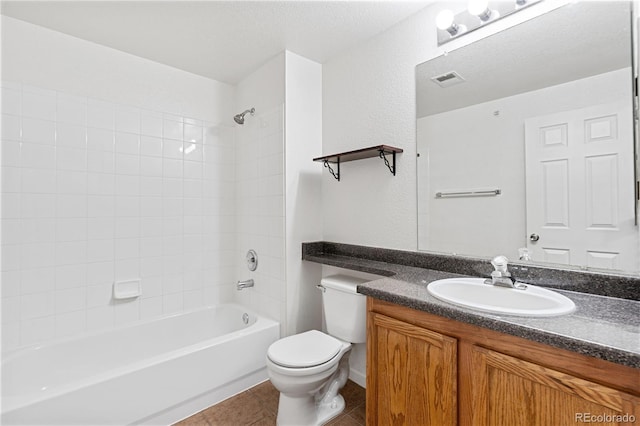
[266,274,368,426]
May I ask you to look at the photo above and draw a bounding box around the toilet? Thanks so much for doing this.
[266,275,368,426]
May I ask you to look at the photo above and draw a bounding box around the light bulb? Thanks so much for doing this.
[468,0,494,21]
[436,9,455,30]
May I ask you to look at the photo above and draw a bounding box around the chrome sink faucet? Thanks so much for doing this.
[485,256,527,290]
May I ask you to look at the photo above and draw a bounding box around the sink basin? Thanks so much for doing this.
[427,278,575,317]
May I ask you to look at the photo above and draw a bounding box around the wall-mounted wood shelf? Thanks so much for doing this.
[313,145,403,181]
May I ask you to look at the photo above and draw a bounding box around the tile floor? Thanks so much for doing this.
[174,380,366,426]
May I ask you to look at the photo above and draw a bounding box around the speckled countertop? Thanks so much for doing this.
[303,242,640,369]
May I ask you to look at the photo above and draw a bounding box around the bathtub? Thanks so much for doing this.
[1,304,280,425]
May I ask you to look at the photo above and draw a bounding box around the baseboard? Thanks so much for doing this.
[349,367,366,388]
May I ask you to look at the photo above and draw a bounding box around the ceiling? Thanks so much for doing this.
[1,0,433,85]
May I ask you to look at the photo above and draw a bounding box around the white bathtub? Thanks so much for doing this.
[1,304,280,425]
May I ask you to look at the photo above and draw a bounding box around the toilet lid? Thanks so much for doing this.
[268,330,342,368]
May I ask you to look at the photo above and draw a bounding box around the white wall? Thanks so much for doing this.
[1,17,236,351]
[321,0,568,251]
[284,52,323,336]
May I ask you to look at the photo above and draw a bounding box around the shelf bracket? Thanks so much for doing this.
[379,149,397,176]
[323,158,340,181]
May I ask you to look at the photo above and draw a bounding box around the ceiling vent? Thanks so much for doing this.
[430,71,465,88]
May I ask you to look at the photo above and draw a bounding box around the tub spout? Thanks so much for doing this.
[237,279,254,290]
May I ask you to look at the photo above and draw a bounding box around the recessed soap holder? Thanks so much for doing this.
[113,279,142,300]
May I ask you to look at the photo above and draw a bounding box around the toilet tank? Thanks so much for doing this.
[321,275,369,344]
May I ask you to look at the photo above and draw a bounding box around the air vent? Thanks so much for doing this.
[430,71,465,88]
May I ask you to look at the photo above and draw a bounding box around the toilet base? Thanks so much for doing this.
[316,394,345,425]
[276,393,345,426]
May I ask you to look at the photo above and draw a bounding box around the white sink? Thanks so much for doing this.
[427,278,576,317]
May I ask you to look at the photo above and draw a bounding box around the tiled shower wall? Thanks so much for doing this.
[1,82,236,351]
[234,106,286,329]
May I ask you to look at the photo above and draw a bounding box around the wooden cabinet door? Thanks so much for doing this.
[367,312,457,425]
[469,345,640,426]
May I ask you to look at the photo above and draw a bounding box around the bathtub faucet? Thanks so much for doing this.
[237,279,254,290]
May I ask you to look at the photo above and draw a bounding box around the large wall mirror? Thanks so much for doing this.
[416,1,640,274]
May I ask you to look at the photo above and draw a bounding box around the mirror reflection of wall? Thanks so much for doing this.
[416,1,639,274]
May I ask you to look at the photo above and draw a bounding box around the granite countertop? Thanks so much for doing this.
[302,243,640,369]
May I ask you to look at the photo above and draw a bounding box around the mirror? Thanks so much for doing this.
[416,1,639,274]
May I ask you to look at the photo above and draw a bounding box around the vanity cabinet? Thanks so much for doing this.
[366,298,640,426]
[367,312,457,425]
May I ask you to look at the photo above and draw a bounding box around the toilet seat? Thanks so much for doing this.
[268,330,342,368]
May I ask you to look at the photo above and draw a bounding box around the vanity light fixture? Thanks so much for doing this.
[436,0,541,46]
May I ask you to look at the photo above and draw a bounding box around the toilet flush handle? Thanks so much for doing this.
[316,284,326,292]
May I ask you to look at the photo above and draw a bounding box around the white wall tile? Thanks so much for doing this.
[55,241,87,266]
[2,114,21,140]
[115,105,140,134]
[3,83,237,349]
[56,147,87,172]
[86,305,114,331]
[115,175,139,196]
[22,194,56,218]
[86,261,114,286]
[87,128,114,151]
[21,143,55,169]
[57,170,87,194]
[55,218,87,242]
[55,310,86,338]
[2,244,21,272]
[21,316,55,345]
[22,89,56,121]
[87,99,114,130]
[183,124,203,144]
[2,219,22,245]
[2,297,20,325]
[140,296,163,320]
[114,299,140,325]
[57,194,88,218]
[86,282,113,307]
[2,87,21,116]
[87,239,114,263]
[88,173,115,195]
[140,136,162,157]
[56,123,86,148]
[2,193,21,218]
[21,117,55,144]
[87,150,115,173]
[54,286,86,314]
[88,195,114,218]
[20,291,55,320]
[21,218,56,243]
[115,258,139,281]
[141,111,163,138]
[2,167,22,193]
[55,264,87,290]
[115,153,139,175]
[115,132,139,154]
[163,118,183,141]
[21,242,55,269]
[57,93,87,126]
[140,156,162,177]
[20,267,55,295]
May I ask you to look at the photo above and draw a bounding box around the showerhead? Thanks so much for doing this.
[234,107,255,125]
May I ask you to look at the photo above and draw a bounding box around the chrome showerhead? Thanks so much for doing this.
[234,107,255,125]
